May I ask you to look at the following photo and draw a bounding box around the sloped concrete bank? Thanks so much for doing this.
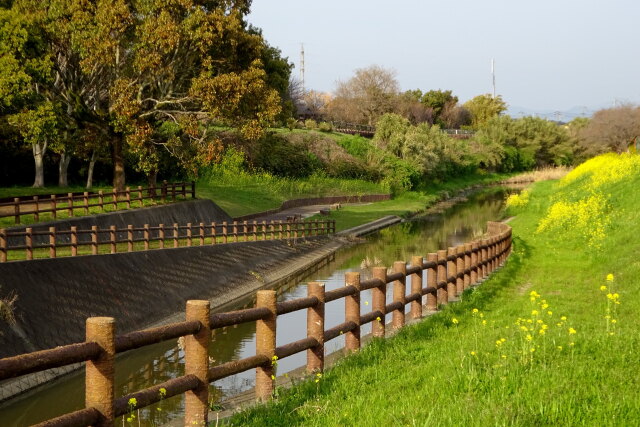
[5,199,232,245]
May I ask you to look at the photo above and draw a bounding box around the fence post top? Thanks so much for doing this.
[437,249,447,256]
[308,281,325,289]
[186,300,210,308]
[345,271,360,280]
[393,260,406,270]
[257,289,276,297]
[87,316,115,326]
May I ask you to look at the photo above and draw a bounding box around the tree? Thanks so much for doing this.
[577,105,640,158]
[397,91,433,125]
[464,94,508,129]
[329,65,399,125]
[3,0,281,190]
[439,103,472,129]
[420,90,459,125]
[373,113,410,157]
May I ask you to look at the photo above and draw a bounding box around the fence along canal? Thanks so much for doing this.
[0,188,516,425]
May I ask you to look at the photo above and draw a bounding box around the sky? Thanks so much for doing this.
[248,0,640,115]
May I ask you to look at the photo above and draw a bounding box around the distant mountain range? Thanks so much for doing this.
[507,105,599,122]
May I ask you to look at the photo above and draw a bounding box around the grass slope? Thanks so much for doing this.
[229,153,640,426]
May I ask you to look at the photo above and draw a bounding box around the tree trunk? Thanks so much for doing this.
[111,135,125,191]
[147,169,158,196]
[32,141,47,188]
[86,150,97,190]
[58,151,71,187]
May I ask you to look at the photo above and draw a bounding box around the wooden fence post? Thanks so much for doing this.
[372,266,387,338]
[392,261,406,330]
[184,300,210,425]
[51,195,57,219]
[211,222,217,245]
[68,193,74,217]
[255,290,276,402]
[137,186,143,207]
[14,198,20,225]
[127,225,134,252]
[83,192,89,215]
[33,196,39,222]
[144,224,150,250]
[49,227,56,259]
[125,187,131,209]
[437,250,448,305]
[464,243,472,290]
[173,223,179,248]
[456,245,465,296]
[243,221,248,242]
[481,239,488,279]
[108,226,116,254]
[223,221,228,244]
[85,317,115,427]
[447,247,458,299]
[159,224,165,249]
[426,253,438,311]
[186,223,192,247]
[199,223,205,246]
[92,226,98,255]
[253,221,258,241]
[0,229,7,262]
[470,242,479,285]
[345,272,361,352]
[410,255,423,320]
[262,221,267,241]
[307,282,325,373]
[70,226,77,257]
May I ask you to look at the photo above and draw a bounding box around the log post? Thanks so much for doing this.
[426,253,438,311]
[437,250,448,305]
[471,242,479,285]
[253,221,258,241]
[0,229,7,262]
[184,300,210,425]
[68,193,75,216]
[137,186,143,207]
[85,317,115,427]
[144,224,150,250]
[481,239,488,279]
[14,198,20,225]
[25,227,33,260]
[49,227,56,259]
[223,221,228,244]
[173,223,179,248]
[456,245,465,296]
[187,223,192,247]
[109,226,116,254]
[233,221,238,243]
[464,243,472,290]
[262,221,267,241]
[307,282,325,373]
[372,266,387,338]
[243,221,248,242]
[83,192,89,215]
[211,222,217,245]
[410,255,423,320]
[33,196,39,222]
[51,195,57,219]
[70,226,78,257]
[199,222,205,246]
[92,226,98,255]
[158,224,165,249]
[127,225,134,252]
[125,187,131,209]
[255,290,277,402]
[345,272,361,352]
[447,247,457,299]
[392,261,406,330]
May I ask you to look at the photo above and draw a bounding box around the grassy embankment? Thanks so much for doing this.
[228,153,640,426]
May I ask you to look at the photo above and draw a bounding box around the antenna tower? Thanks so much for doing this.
[300,43,305,93]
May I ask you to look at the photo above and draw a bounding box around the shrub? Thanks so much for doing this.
[304,119,318,130]
[286,118,298,131]
[318,121,333,132]
[254,133,317,178]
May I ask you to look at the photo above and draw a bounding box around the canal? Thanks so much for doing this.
[0,186,515,426]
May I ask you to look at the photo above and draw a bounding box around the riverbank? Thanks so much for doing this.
[229,154,640,426]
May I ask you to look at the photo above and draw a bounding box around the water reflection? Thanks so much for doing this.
[0,187,514,426]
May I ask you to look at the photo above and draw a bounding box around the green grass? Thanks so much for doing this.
[228,154,640,426]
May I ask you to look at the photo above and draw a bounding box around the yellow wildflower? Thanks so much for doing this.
[606,274,614,282]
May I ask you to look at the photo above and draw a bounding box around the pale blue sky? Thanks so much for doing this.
[248,0,640,114]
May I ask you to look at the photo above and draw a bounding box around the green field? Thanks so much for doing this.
[229,153,640,426]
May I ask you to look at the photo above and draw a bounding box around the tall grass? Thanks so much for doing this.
[229,153,640,426]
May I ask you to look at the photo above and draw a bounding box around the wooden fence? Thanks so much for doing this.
[0,219,336,262]
[0,221,511,426]
[0,181,195,225]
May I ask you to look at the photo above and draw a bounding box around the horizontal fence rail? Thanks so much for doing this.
[0,181,195,225]
[0,219,336,262]
[0,221,511,426]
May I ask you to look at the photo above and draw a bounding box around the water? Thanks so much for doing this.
[0,187,514,426]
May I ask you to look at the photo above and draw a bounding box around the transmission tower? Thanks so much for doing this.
[300,43,305,93]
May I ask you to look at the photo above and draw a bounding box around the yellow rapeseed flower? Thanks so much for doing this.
[568,327,577,334]
[472,308,479,314]
[452,318,459,324]
[607,273,614,282]
[531,310,539,316]
[561,316,567,321]
[600,285,607,292]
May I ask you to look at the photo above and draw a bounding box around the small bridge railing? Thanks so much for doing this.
[0,222,511,426]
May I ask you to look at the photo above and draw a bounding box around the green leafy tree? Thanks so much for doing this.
[420,89,458,125]
[464,94,508,129]
[373,113,410,157]
[2,0,281,190]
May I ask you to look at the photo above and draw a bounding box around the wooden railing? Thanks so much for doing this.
[0,219,336,262]
[0,181,195,225]
[0,221,511,426]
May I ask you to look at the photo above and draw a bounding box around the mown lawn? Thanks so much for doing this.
[228,154,640,426]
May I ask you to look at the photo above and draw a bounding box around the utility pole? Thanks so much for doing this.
[491,59,496,98]
[300,43,305,93]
